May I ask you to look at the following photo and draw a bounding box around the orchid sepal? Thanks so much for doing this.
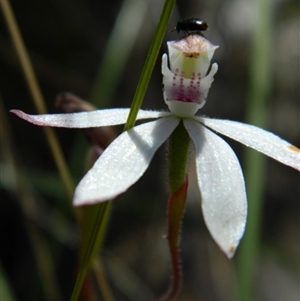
[197,117,300,171]
[10,109,172,128]
[73,116,180,206]
[184,119,247,258]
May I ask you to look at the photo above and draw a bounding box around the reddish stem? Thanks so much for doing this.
[154,177,188,301]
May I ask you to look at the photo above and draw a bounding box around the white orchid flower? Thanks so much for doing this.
[11,35,300,258]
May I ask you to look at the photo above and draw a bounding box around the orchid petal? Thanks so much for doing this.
[10,109,171,128]
[183,119,247,258]
[74,117,180,206]
[199,117,300,171]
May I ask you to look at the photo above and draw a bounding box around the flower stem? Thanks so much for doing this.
[168,121,190,193]
[155,122,190,300]
[163,178,188,301]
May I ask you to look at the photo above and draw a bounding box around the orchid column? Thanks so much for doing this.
[159,35,219,300]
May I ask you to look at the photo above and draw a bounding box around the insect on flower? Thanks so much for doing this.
[172,18,209,37]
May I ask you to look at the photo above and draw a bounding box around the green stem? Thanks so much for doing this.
[123,0,176,131]
[237,0,272,300]
[155,122,190,301]
[70,202,110,301]
[168,122,191,193]
[90,0,149,108]
[70,1,176,300]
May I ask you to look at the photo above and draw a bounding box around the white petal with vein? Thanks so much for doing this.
[184,119,247,258]
[74,117,179,206]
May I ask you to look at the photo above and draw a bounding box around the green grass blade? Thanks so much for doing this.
[123,0,176,131]
[237,0,272,300]
[0,264,17,301]
[90,0,150,107]
[70,202,110,301]
[70,1,176,299]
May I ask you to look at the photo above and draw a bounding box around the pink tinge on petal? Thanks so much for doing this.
[10,110,46,126]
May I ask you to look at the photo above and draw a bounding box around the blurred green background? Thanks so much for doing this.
[0,0,299,300]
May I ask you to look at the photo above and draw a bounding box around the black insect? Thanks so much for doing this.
[172,18,209,36]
